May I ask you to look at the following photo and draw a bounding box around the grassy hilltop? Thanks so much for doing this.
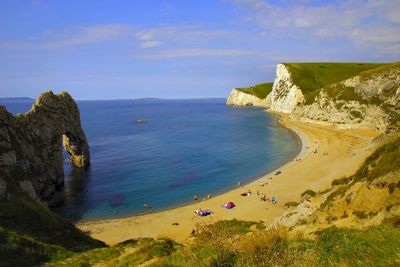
[283,62,387,95]
[236,82,273,99]
[236,62,392,102]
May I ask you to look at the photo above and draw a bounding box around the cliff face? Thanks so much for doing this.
[270,64,305,113]
[0,91,90,203]
[268,62,400,133]
[226,88,270,108]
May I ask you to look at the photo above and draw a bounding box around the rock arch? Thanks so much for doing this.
[0,91,90,202]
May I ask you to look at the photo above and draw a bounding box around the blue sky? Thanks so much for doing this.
[0,0,399,99]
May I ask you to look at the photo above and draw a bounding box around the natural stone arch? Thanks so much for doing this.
[0,91,90,203]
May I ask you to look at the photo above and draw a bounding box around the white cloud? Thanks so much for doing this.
[136,32,155,41]
[42,24,134,48]
[133,48,255,59]
[0,24,135,49]
[0,24,242,51]
[141,40,162,48]
[229,0,400,58]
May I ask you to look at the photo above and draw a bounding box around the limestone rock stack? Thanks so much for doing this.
[0,91,90,203]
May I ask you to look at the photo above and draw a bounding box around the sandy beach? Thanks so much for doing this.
[76,115,378,245]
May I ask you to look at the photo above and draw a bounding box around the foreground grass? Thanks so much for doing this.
[0,227,73,267]
[10,216,399,266]
[155,220,400,267]
[45,238,179,267]
[237,82,273,99]
[0,181,105,267]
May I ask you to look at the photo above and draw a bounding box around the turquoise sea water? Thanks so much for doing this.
[2,99,300,221]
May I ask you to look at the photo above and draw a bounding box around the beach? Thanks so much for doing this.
[76,115,378,245]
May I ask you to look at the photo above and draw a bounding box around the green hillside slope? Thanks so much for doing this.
[284,62,387,95]
[236,82,273,99]
[0,173,105,267]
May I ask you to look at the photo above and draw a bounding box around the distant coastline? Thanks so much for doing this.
[0,97,34,103]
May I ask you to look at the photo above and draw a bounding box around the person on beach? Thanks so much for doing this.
[272,196,277,204]
[194,195,198,203]
[144,204,152,213]
[207,193,212,199]
[237,180,241,188]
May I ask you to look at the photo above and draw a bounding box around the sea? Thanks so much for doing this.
[1,98,300,222]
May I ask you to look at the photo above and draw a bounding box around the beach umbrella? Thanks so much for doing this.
[224,201,235,209]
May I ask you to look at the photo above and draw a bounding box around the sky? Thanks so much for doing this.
[0,0,399,100]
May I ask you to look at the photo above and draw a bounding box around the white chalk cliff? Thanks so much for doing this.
[270,64,305,113]
[226,88,270,108]
[226,62,399,133]
[291,64,400,133]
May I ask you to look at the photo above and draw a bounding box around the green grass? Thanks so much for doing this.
[17,216,400,266]
[0,227,73,267]
[0,181,105,266]
[355,136,400,183]
[321,185,348,209]
[331,177,352,187]
[301,189,317,198]
[236,82,273,99]
[283,63,387,104]
[284,63,387,94]
[285,201,300,208]
[0,190,104,251]
[356,61,400,79]
[154,220,400,266]
[309,224,400,266]
[46,238,179,267]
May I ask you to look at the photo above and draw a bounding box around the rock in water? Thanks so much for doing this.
[0,91,90,203]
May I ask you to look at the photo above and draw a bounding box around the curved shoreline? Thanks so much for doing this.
[74,109,302,224]
[76,114,378,245]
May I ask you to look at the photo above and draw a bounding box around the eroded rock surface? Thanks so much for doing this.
[270,64,305,113]
[269,62,400,133]
[0,91,90,202]
[226,88,270,108]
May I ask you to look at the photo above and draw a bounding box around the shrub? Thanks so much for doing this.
[353,211,368,219]
[331,177,352,186]
[301,189,317,198]
[388,183,397,194]
[285,201,300,208]
[321,186,347,209]
[350,110,363,119]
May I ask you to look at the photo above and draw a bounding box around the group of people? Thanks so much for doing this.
[240,189,252,196]
[256,191,277,203]
[193,193,212,203]
[194,208,213,216]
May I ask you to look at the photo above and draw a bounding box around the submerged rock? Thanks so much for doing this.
[0,91,90,203]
